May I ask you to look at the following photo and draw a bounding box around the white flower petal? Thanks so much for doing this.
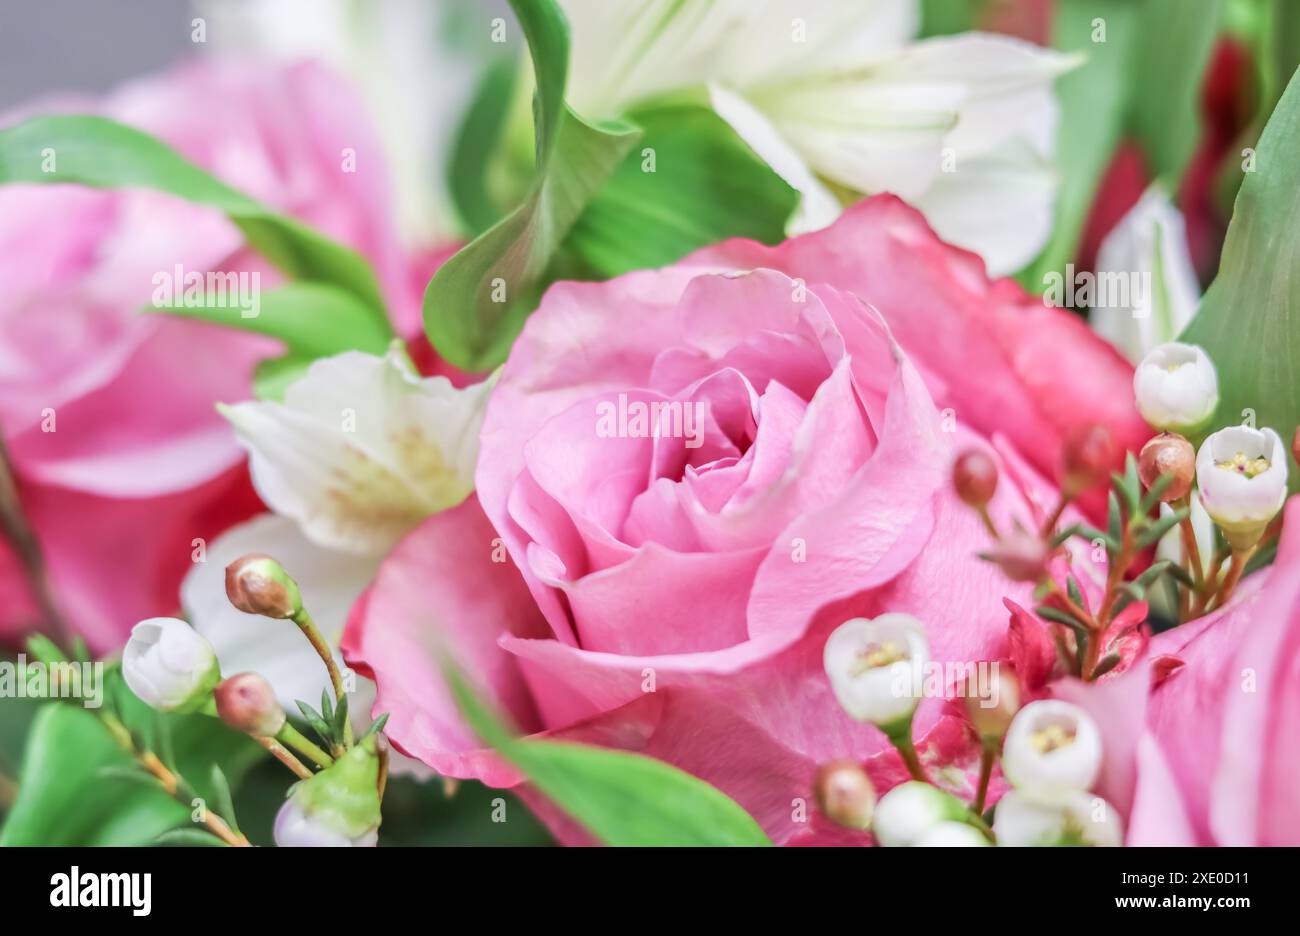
[1002,700,1102,802]
[1092,187,1202,363]
[222,347,494,555]
[183,514,380,713]
[707,83,843,233]
[910,136,1057,275]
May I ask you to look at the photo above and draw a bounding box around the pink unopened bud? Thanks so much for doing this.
[963,668,1021,742]
[1062,423,1118,497]
[1138,432,1194,502]
[225,554,302,619]
[953,450,999,508]
[986,530,1050,583]
[215,672,286,737]
[813,760,876,830]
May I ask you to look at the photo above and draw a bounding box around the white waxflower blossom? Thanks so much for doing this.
[1002,700,1102,803]
[557,0,1076,274]
[1133,342,1219,433]
[1091,186,1202,364]
[824,613,929,729]
[914,821,991,847]
[872,781,968,847]
[220,346,496,556]
[994,789,1123,847]
[122,617,221,712]
[1196,426,1289,550]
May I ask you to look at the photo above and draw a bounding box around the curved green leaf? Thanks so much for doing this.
[447,666,771,847]
[1181,64,1300,491]
[566,104,797,277]
[422,0,639,370]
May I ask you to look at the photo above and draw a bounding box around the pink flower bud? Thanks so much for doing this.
[215,672,286,737]
[953,450,998,508]
[813,760,876,830]
[1138,432,1194,502]
[225,554,302,619]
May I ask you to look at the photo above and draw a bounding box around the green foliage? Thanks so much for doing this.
[1181,66,1300,491]
[446,665,772,847]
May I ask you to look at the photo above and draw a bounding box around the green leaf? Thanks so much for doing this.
[1137,506,1190,549]
[564,104,797,277]
[1126,0,1224,182]
[1107,490,1124,542]
[153,828,229,848]
[920,0,982,37]
[296,701,333,749]
[446,667,771,846]
[0,115,387,320]
[448,54,522,235]
[1024,0,1138,285]
[2,668,263,846]
[209,765,241,837]
[1025,0,1219,282]
[1036,605,1088,631]
[149,283,393,362]
[423,0,639,370]
[1181,66,1300,490]
[1138,472,1176,515]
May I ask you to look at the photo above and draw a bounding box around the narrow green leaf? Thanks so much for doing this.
[448,54,522,235]
[149,283,393,362]
[1067,576,1087,614]
[1036,605,1088,631]
[296,701,333,748]
[153,828,229,848]
[446,666,771,846]
[209,765,241,837]
[332,692,349,743]
[1181,66,1300,491]
[0,115,386,319]
[1136,507,1189,549]
[423,0,639,370]
[1138,472,1176,515]
[24,634,67,667]
[1107,490,1124,542]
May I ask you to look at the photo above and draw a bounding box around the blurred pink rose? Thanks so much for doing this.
[344,195,1146,844]
[1057,499,1300,846]
[0,59,415,651]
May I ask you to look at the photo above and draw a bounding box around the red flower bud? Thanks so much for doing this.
[1138,432,1195,502]
[953,450,999,508]
[1062,423,1118,496]
[215,672,286,737]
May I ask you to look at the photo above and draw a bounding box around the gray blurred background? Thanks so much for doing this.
[0,1,197,109]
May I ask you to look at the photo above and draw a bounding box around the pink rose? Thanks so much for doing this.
[344,195,1145,844]
[1,59,415,651]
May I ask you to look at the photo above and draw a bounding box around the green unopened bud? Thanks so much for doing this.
[225,553,302,619]
[215,672,286,737]
[274,735,382,847]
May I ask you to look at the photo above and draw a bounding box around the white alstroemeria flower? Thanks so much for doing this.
[1002,700,1102,803]
[122,617,221,712]
[914,821,991,847]
[872,781,968,847]
[559,0,1075,273]
[220,346,496,556]
[1092,187,1203,364]
[1133,342,1219,433]
[1196,426,1289,550]
[824,613,929,729]
[200,0,478,245]
[994,789,1124,847]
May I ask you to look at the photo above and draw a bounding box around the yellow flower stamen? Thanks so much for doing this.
[849,640,906,676]
[1029,723,1076,754]
[1215,451,1270,479]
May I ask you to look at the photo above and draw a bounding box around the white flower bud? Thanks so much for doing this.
[915,821,991,847]
[824,613,929,730]
[122,617,221,713]
[1196,425,1288,551]
[1132,342,1219,433]
[1002,700,1101,802]
[872,781,968,847]
[273,736,382,848]
[994,789,1123,847]
[273,798,379,848]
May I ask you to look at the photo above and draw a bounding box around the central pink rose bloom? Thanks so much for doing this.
[345,196,1146,844]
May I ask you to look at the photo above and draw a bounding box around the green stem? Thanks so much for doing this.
[886,718,928,783]
[292,607,353,747]
[973,743,996,815]
[277,722,334,770]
